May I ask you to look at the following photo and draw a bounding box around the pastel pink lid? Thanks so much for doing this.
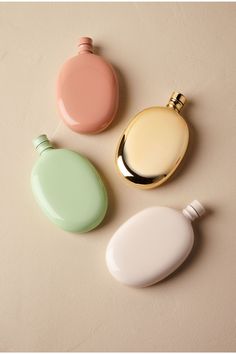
[57,37,119,134]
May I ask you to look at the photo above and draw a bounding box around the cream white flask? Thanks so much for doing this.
[106,200,205,287]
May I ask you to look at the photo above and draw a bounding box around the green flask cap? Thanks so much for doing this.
[33,134,53,155]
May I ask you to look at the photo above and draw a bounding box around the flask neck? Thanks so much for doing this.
[33,135,54,155]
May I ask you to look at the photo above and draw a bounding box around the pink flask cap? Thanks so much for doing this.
[57,36,119,134]
[78,37,93,53]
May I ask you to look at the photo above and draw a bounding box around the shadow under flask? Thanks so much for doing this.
[31,135,108,233]
[57,37,119,134]
[106,200,205,287]
[116,92,189,189]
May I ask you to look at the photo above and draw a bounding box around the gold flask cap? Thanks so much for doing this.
[167,92,186,113]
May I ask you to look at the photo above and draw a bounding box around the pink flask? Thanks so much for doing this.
[57,37,119,134]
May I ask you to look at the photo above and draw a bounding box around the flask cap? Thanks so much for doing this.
[33,134,53,155]
[78,37,93,54]
[167,92,186,112]
[183,200,206,221]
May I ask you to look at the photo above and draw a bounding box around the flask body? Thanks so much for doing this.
[116,94,189,189]
[31,148,108,232]
[57,51,118,134]
[106,206,194,287]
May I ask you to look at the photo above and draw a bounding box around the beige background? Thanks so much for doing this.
[0,2,236,352]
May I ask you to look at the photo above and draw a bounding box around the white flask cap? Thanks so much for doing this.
[183,200,205,221]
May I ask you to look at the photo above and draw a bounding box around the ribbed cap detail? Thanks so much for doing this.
[78,37,93,53]
[167,92,186,112]
[183,200,206,221]
[33,134,53,155]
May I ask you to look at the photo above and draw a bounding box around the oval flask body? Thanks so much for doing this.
[31,136,108,233]
[106,201,205,287]
[116,93,189,189]
[57,37,118,134]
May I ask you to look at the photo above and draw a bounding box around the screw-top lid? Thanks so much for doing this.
[78,37,93,54]
[33,134,53,155]
[167,91,186,113]
[183,200,206,221]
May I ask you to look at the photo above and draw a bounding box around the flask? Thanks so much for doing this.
[116,92,189,189]
[106,200,205,287]
[57,37,119,134]
[31,135,108,232]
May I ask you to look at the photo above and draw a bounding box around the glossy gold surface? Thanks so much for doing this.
[116,93,189,189]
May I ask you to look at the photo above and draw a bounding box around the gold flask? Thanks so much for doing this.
[116,92,189,189]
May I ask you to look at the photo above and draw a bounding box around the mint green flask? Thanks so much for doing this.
[31,135,108,233]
